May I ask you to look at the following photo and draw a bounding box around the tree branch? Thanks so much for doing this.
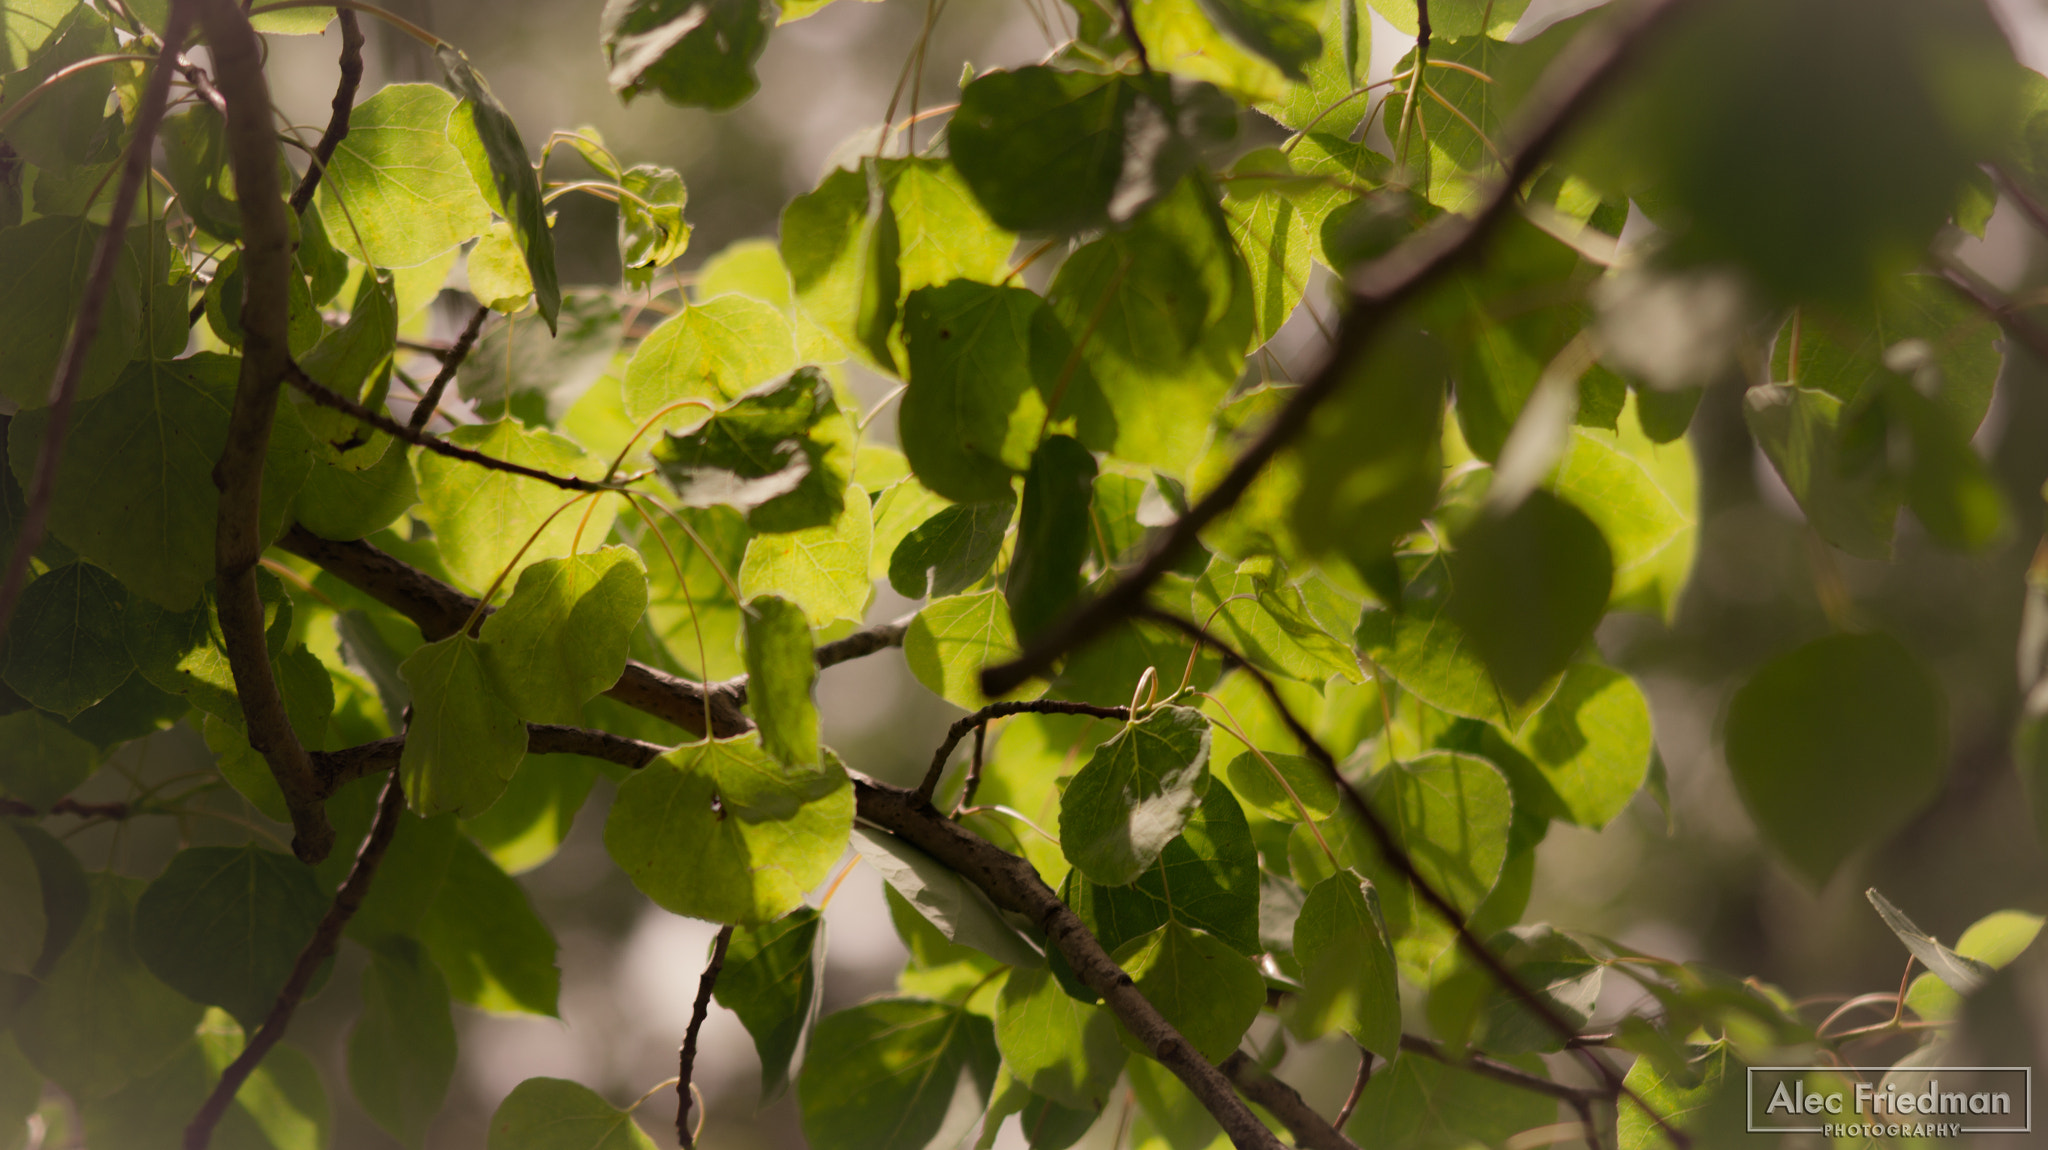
[1399,1035,1609,1105]
[1218,1052,1359,1150]
[980,0,1697,699]
[1938,259,2048,367]
[308,722,667,797]
[286,9,364,215]
[677,926,733,1149]
[1140,607,1683,1147]
[0,11,190,646]
[284,359,612,493]
[406,303,489,433]
[192,0,334,862]
[184,771,407,1150]
[916,700,1129,803]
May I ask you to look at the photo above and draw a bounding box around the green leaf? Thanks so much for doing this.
[468,222,534,313]
[1059,705,1212,886]
[0,823,44,976]
[904,589,1044,709]
[1190,554,1361,685]
[1774,277,2001,435]
[202,250,324,357]
[600,0,771,111]
[1904,908,2044,1022]
[1007,436,1096,642]
[1345,1050,1556,1150]
[487,1077,657,1150]
[1223,750,1338,822]
[132,846,328,1032]
[1219,148,1348,345]
[1550,419,1696,619]
[623,293,797,418]
[995,965,1126,1111]
[399,634,529,818]
[1866,888,1995,995]
[1366,0,1527,37]
[781,163,900,371]
[639,503,749,680]
[950,68,1184,235]
[8,355,315,610]
[1356,553,1545,729]
[853,828,1045,968]
[1616,1043,1740,1150]
[1393,34,1524,213]
[459,292,624,425]
[159,105,240,241]
[0,0,68,66]
[440,47,561,332]
[1047,178,1252,469]
[1744,384,1897,559]
[714,907,822,1102]
[462,754,597,876]
[298,270,399,408]
[479,547,648,725]
[1493,663,1652,830]
[413,420,615,595]
[0,216,138,407]
[292,435,419,543]
[899,281,1106,504]
[617,163,691,279]
[0,6,113,170]
[13,874,205,1100]
[1136,0,1293,104]
[316,83,492,268]
[650,366,850,533]
[889,497,1014,600]
[1255,0,1371,135]
[348,938,457,1150]
[737,482,873,626]
[1290,871,1399,1057]
[1063,781,1261,956]
[1448,489,1613,704]
[1111,921,1263,1062]
[605,743,852,924]
[883,158,1017,293]
[744,594,819,768]
[2,562,130,718]
[415,835,560,1015]
[797,998,1001,1150]
[123,577,296,729]
[1724,633,1945,885]
[0,709,96,809]
[1195,0,1323,78]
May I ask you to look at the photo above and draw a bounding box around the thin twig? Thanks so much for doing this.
[916,700,1128,803]
[183,771,407,1150]
[1938,259,2048,366]
[286,10,364,214]
[1334,1048,1373,1130]
[959,725,988,811]
[678,926,734,1149]
[0,15,189,646]
[1399,1035,1607,1105]
[407,304,489,432]
[284,359,611,492]
[981,0,1699,700]
[194,0,333,862]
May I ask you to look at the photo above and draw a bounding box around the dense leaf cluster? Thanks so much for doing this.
[1,0,2045,1148]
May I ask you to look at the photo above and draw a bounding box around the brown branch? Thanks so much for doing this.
[0,13,190,645]
[0,796,139,819]
[308,722,666,797]
[960,724,988,810]
[194,0,333,862]
[284,359,611,493]
[1399,1035,1607,1105]
[1334,1048,1373,1130]
[1218,1052,1359,1150]
[677,926,734,1149]
[1938,260,2048,367]
[407,303,489,433]
[1142,607,1682,1146]
[184,771,407,1150]
[285,9,364,215]
[980,0,1698,700]
[916,700,1129,802]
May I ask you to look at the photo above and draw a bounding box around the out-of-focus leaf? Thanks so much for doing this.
[600,0,772,111]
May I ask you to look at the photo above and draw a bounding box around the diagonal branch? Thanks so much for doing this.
[1218,1052,1359,1150]
[286,9,364,215]
[192,0,334,862]
[916,700,1129,802]
[407,303,489,433]
[285,359,612,492]
[308,722,666,797]
[678,926,734,1149]
[980,0,1697,699]
[0,11,191,645]
[184,770,407,1150]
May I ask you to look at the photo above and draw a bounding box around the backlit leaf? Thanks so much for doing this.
[600,0,771,111]
[905,589,1044,709]
[488,1077,657,1150]
[413,421,615,595]
[441,47,561,332]
[737,483,872,626]
[1291,871,1399,1057]
[478,546,648,725]
[1110,921,1263,1062]
[398,634,529,817]
[798,998,1001,1150]
[714,907,823,1101]
[744,594,819,768]
[317,83,492,268]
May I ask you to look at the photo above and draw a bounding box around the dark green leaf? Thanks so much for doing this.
[1774,276,2001,434]
[349,938,456,1150]
[1447,489,1613,703]
[2,563,130,718]
[798,998,1001,1150]
[650,367,849,533]
[1059,705,1211,887]
[1110,921,1263,1062]
[292,435,418,543]
[487,1077,657,1150]
[0,216,140,408]
[0,709,96,808]
[1355,553,1546,729]
[1344,1050,1555,1150]
[1064,781,1260,955]
[440,46,561,332]
[714,907,822,1102]
[416,835,560,1015]
[995,965,1125,1111]
[853,828,1044,968]
[744,594,819,768]
[458,291,623,425]
[1290,871,1399,1057]
[1744,384,1898,559]
[1007,436,1096,642]
[1724,632,1945,885]
[0,823,44,976]
[132,847,328,1032]
[160,104,240,241]
[398,634,528,817]
[889,497,1014,600]
[600,0,771,111]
